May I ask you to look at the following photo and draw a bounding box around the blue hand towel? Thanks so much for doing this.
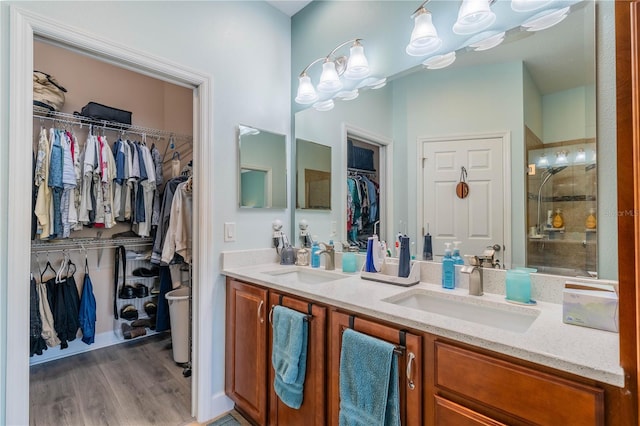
[339,328,400,426]
[271,305,308,409]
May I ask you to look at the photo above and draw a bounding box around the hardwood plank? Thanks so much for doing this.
[30,333,193,426]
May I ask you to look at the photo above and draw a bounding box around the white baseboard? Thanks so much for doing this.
[29,328,164,366]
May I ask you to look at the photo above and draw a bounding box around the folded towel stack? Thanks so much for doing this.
[271,305,309,409]
[339,328,400,426]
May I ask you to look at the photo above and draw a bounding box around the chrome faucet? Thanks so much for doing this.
[462,256,484,296]
[317,243,335,270]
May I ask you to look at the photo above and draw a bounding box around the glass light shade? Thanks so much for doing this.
[521,7,570,31]
[422,52,456,70]
[537,154,549,169]
[357,77,387,90]
[344,44,370,80]
[313,99,335,112]
[574,148,586,164]
[453,0,496,35]
[555,151,568,166]
[336,89,359,101]
[295,75,318,105]
[317,61,343,93]
[511,0,554,13]
[406,9,442,57]
[466,31,505,51]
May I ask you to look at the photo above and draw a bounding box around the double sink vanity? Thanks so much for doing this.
[222,249,622,425]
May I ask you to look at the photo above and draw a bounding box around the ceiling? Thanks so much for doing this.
[265,0,312,17]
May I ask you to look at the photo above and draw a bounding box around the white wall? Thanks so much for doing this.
[543,86,593,143]
[0,1,291,423]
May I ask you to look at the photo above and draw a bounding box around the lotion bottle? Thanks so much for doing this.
[452,241,464,287]
[586,208,597,229]
[442,243,455,289]
[311,238,321,268]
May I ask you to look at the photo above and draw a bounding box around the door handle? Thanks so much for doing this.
[258,300,264,324]
[489,244,501,252]
[406,352,416,390]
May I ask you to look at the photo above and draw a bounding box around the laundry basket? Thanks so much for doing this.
[165,286,190,364]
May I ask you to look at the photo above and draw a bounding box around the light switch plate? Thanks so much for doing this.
[224,222,236,242]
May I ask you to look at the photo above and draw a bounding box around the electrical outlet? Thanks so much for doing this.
[224,222,236,242]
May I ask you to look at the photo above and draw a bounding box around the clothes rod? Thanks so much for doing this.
[31,237,153,253]
[33,110,192,142]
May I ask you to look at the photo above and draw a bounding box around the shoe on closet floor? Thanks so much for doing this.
[121,323,147,339]
[134,283,149,298]
[120,304,139,321]
[131,317,156,330]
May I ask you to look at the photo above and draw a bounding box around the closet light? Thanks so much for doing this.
[422,52,456,70]
[465,31,505,51]
[406,6,442,57]
[521,6,570,31]
[453,0,496,35]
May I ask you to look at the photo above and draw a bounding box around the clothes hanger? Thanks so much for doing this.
[40,252,57,283]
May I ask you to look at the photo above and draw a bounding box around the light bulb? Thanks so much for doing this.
[453,0,496,35]
[317,61,343,93]
[344,43,370,80]
[295,75,318,105]
[406,8,442,57]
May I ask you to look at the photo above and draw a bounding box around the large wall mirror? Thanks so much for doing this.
[238,125,287,209]
[293,1,614,279]
[296,138,331,210]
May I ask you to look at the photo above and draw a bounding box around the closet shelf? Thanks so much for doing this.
[31,237,153,253]
[34,109,192,142]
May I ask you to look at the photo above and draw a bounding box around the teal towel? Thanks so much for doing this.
[271,305,308,409]
[339,329,400,426]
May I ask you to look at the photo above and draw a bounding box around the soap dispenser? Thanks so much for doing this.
[442,243,455,289]
[311,238,321,268]
[452,241,464,287]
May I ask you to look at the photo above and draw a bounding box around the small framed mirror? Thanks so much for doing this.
[238,125,287,209]
[296,138,331,210]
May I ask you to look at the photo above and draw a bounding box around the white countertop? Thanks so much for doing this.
[222,261,624,387]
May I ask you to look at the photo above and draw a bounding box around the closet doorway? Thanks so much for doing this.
[344,126,393,251]
[8,9,213,425]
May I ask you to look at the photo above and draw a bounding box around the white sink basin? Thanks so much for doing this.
[263,267,346,284]
[383,289,539,333]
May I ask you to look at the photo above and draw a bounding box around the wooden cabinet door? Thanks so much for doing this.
[268,292,327,426]
[225,278,268,425]
[434,395,507,426]
[329,311,422,426]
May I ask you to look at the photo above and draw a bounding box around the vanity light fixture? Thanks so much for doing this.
[422,51,457,69]
[296,38,383,109]
[453,0,497,35]
[465,30,506,51]
[521,6,570,31]
[574,148,586,164]
[554,150,569,166]
[536,153,549,169]
[406,1,442,57]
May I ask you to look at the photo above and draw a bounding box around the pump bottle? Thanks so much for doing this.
[442,243,455,289]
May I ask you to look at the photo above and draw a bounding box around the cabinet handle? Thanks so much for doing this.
[258,300,264,324]
[268,305,274,325]
[406,352,416,390]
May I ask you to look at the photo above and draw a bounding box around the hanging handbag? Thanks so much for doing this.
[33,70,67,113]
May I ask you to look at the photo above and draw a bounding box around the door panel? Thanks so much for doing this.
[422,136,505,259]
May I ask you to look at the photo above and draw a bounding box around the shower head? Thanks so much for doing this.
[545,166,568,176]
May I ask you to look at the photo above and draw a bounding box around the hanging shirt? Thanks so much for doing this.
[161,179,193,264]
[34,127,52,239]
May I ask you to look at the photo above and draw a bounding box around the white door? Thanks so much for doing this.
[421,136,507,265]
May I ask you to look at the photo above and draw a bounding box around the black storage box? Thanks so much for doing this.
[76,102,132,126]
[348,139,375,171]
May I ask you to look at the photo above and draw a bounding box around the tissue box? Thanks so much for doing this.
[562,282,619,333]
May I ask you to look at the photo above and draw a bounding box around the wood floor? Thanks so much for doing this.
[29,332,194,426]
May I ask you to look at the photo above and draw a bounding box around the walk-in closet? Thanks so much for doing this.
[29,39,195,425]
[346,137,381,250]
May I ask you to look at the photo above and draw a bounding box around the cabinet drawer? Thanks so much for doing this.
[435,342,604,425]
[434,395,506,426]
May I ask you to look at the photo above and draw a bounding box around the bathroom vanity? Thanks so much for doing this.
[223,254,624,425]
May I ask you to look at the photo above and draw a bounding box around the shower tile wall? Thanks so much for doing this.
[527,139,597,275]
